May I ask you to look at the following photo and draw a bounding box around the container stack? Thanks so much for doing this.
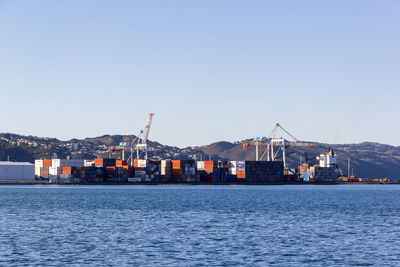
[60,166,76,183]
[94,158,116,167]
[60,166,105,183]
[105,166,117,181]
[34,159,52,178]
[93,167,104,183]
[33,156,291,184]
[218,161,230,182]
[50,159,85,181]
[200,161,222,183]
[171,160,198,183]
[116,160,127,167]
[311,166,337,182]
[204,161,218,173]
[82,166,97,183]
[121,166,134,181]
[84,160,94,167]
[106,166,129,183]
[134,159,147,178]
[244,161,284,182]
[197,161,205,171]
[197,161,209,182]
[40,168,50,179]
[225,161,238,182]
[161,160,172,181]
[229,161,237,175]
[235,161,246,180]
[145,160,162,182]
[298,165,310,182]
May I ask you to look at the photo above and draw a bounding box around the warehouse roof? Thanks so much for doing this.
[0,161,34,166]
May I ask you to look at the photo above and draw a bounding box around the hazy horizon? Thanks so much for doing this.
[1,0,399,147]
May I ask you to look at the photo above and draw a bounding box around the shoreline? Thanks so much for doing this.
[0,181,398,186]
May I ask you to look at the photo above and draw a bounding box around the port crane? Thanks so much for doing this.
[128,113,155,165]
[108,141,130,160]
[107,113,155,164]
[243,123,312,168]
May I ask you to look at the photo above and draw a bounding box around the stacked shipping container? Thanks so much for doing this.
[171,160,199,183]
[199,161,227,183]
[243,161,284,182]
[161,160,172,180]
[145,160,161,182]
[134,159,147,179]
[235,161,246,179]
[34,157,290,184]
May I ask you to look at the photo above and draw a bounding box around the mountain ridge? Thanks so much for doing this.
[1,133,399,180]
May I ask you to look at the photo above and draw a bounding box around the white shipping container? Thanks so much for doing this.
[229,161,237,175]
[0,162,35,181]
[197,161,205,170]
[35,166,41,176]
[49,167,61,176]
[161,160,171,177]
[52,159,85,168]
[161,160,170,168]
[84,160,94,167]
[35,160,43,168]
[136,160,147,168]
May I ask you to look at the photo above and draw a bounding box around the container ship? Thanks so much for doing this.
[297,149,341,182]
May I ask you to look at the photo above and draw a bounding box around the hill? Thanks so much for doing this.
[0,133,399,179]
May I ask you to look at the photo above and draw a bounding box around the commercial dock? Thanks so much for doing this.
[0,114,391,184]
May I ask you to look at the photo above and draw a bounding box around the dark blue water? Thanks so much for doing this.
[0,185,399,266]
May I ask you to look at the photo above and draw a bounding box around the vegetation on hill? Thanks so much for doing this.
[0,133,399,179]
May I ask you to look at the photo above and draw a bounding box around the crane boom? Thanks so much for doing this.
[143,113,154,144]
[243,123,312,167]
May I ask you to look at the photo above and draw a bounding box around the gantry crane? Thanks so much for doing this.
[109,141,130,160]
[243,123,312,168]
[128,113,155,165]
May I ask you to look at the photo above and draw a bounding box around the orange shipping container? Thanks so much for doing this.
[172,160,181,169]
[40,170,49,175]
[94,158,116,167]
[204,161,217,173]
[94,159,103,166]
[237,171,246,179]
[43,159,52,167]
[116,160,127,167]
[63,166,72,175]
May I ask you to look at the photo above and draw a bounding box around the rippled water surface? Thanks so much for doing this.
[0,185,399,266]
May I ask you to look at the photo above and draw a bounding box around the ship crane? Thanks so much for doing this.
[128,113,155,165]
[243,123,312,168]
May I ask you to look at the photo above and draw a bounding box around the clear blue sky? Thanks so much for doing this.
[0,0,399,147]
